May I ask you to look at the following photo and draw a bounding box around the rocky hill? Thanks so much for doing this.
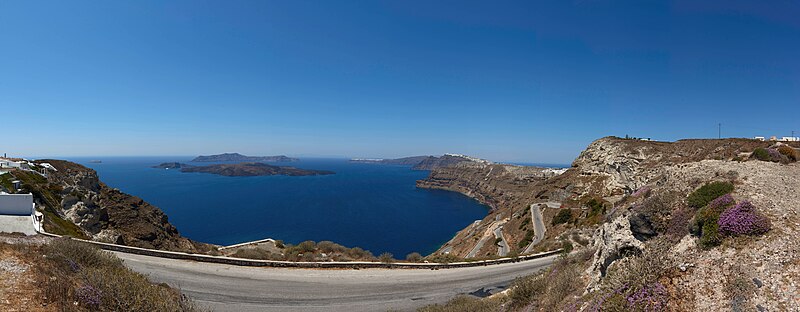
[419,137,799,311]
[351,154,486,170]
[191,153,298,162]
[418,137,794,259]
[14,160,212,253]
[180,162,334,177]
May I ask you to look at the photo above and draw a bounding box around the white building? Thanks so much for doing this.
[781,137,799,142]
[754,136,765,141]
[0,193,34,215]
[0,159,30,170]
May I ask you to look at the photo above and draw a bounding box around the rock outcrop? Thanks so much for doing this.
[418,137,786,259]
[30,160,209,252]
[584,214,645,291]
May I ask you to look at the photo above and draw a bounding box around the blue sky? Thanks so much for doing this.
[1,1,798,163]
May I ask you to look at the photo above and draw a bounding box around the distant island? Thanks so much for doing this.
[351,154,491,170]
[191,153,298,163]
[152,162,333,177]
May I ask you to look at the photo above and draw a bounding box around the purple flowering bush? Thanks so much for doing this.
[632,186,651,197]
[626,282,669,312]
[718,201,771,236]
[693,194,736,248]
[76,284,102,307]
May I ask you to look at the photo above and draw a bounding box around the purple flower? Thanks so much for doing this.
[718,201,771,236]
[708,194,734,211]
[626,283,668,312]
[767,148,782,162]
[632,186,651,197]
[76,284,102,307]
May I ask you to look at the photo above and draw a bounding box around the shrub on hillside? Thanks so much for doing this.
[552,209,573,226]
[692,194,735,249]
[687,181,734,208]
[40,238,200,311]
[699,221,722,249]
[752,148,770,161]
[625,282,669,311]
[405,252,423,262]
[378,252,394,263]
[418,295,506,312]
[718,201,771,236]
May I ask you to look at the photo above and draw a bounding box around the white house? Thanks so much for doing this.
[754,136,765,141]
[781,137,799,142]
[0,160,30,170]
[0,193,34,215]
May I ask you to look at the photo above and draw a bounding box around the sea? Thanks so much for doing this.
[66,157,500,257]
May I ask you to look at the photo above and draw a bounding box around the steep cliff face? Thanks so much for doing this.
[418,137,782,258]
[29,160,209,252]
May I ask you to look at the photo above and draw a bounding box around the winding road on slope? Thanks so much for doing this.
[113,251,558,312]
[523,202,557,254]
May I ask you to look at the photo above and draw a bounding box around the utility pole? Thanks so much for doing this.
[718,123,721,139]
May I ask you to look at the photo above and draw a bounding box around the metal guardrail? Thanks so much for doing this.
[36,228,563,269]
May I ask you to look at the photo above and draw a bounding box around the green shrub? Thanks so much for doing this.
[552,209,573,226]
[698,221,722,249]
[517,230,535,249]
[752,148,770,161]
[687,181,734,208]
[561,241,574,254]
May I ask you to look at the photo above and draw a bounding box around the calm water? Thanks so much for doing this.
[67,157,490,257]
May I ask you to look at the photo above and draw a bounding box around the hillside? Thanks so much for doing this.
[418,137,800,311]
[11,160,213,253]
[180,162,334,177]
[351,154,487,170]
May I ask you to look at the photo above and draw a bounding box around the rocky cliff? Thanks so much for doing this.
[418,137,786,259]
[20,160,211,252]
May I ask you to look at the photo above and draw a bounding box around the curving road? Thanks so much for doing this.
[113,251,557,312]
[523,203,550,254]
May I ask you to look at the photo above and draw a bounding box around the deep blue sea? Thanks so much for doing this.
[66,157,492,257]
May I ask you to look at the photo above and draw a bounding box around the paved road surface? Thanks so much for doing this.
[493,226,509,257]
[114,251,557,312]
[523,204,548,254]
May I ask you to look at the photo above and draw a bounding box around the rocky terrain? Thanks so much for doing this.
[418,137,796,259]
[179,162,334,177]
[191,153,298,162]
[12,160,212,253]
[420,138,799,311]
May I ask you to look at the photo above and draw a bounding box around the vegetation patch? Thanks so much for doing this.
[37,238,201,311]
[687,181,734,208]
[718,201,771,236]
[552,209,573,226]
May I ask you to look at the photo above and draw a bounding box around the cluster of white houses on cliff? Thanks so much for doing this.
[753,136,799,142]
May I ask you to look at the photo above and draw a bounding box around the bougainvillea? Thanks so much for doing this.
[76,284,102,307]
[718,201,771,236]
[626,282,669,312]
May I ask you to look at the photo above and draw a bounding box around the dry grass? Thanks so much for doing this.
[36,238,203,312]
[417,295,507,312]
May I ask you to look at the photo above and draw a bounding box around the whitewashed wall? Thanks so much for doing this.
[0,193,33,215]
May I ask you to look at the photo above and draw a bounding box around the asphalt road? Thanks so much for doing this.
[523,204,548,254]
[113,251,557,312]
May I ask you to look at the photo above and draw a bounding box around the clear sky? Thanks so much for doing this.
[1,1,798,163]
